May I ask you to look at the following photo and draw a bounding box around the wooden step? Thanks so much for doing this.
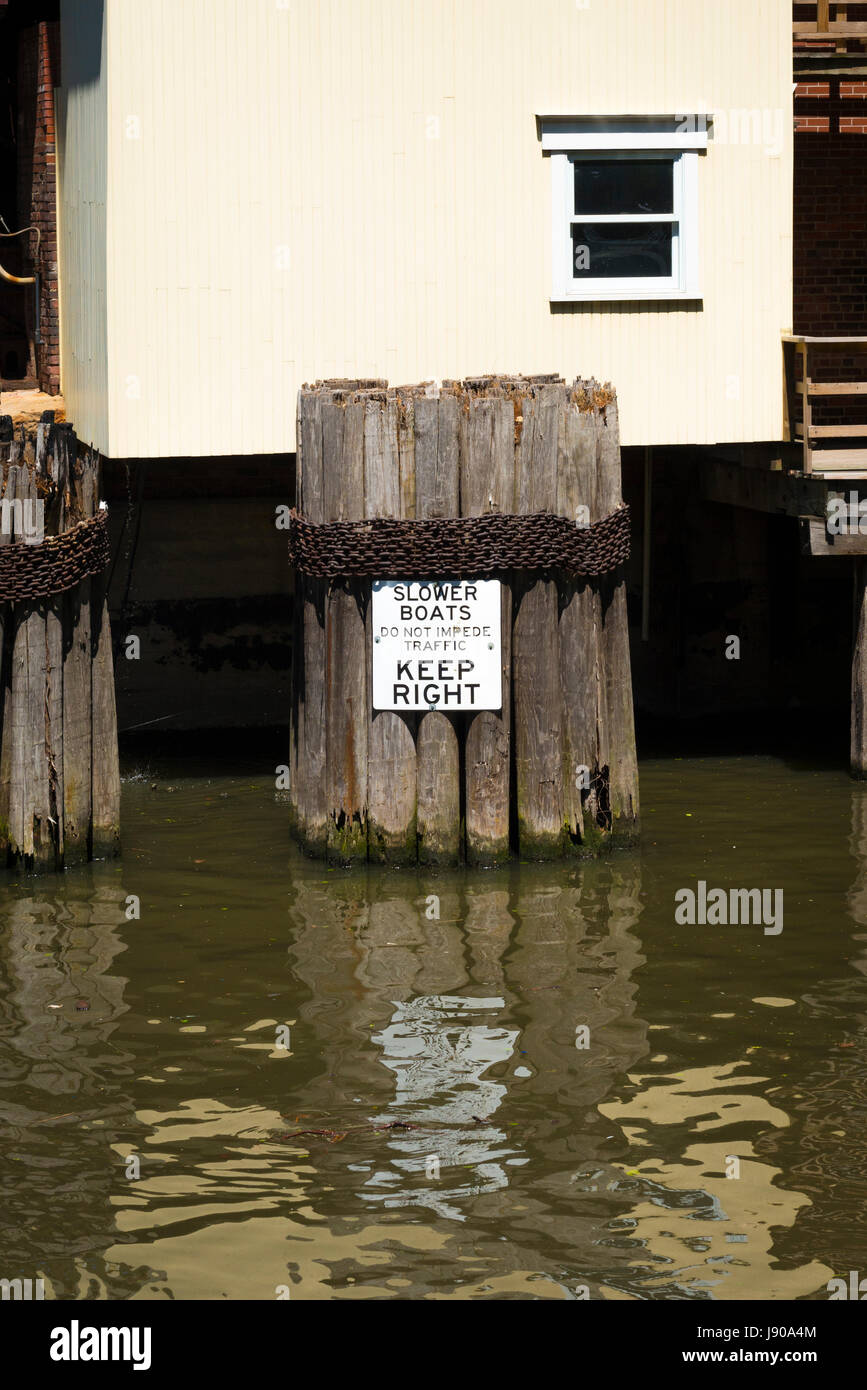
[794,25,867,38]
[798,382,867,397]
[810,449,867,472]
[810,425,867,438]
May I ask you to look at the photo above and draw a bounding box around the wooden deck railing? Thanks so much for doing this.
[783,335,867,474]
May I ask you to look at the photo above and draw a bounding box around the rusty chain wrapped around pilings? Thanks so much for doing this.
[288,503,631,580]
[0,511,111,601]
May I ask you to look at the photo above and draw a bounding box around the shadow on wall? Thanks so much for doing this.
[61,0,103,87]
[621,447,852,751]
[103,456,294,734]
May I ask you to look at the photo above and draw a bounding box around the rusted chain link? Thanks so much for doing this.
[0,511,111,601]
[288,504,630,580]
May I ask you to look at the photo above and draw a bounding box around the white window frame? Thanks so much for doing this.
[540,116,705,304]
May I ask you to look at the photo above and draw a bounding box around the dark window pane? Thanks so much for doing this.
[573,159,673,215]
[571,223,673,280]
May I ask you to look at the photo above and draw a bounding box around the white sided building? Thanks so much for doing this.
[56,0,794,457]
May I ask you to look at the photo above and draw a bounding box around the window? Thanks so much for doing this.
[540,117,705,303]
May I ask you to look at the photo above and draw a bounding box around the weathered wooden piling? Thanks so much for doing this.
[365,392,417,863]
[289,376,639,865]
[415,388,461,866]
[0,415,121,871]
[513,380,565,858]
[460,386,513,865]
[324,389,368,863]
[289,391,328,856]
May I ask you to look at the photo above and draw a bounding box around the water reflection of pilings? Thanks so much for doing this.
[1,882,129,1088]
[0,870,140,1297]
[285,857,653,1289]
[848,785,867,945]
[753,785,867,1278]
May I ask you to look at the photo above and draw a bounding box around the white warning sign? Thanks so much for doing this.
[372,579,502,712]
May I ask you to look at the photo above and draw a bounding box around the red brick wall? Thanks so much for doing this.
[794,79,867,336]
[16,21,60,394]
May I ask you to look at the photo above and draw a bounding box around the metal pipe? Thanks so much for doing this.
[0,260,36,285]
[0,225,40,284]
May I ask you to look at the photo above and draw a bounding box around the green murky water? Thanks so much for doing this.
[2,752,866,1300]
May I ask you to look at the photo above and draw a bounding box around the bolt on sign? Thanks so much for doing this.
[372,579,502,711]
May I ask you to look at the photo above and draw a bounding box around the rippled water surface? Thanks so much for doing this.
[2,752,866,1300]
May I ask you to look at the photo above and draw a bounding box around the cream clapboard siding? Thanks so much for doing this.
[60,0,793,457]
[56,0,109,452]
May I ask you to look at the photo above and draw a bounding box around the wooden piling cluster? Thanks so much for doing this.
[0,413,120,871]
[289,376,639,866]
